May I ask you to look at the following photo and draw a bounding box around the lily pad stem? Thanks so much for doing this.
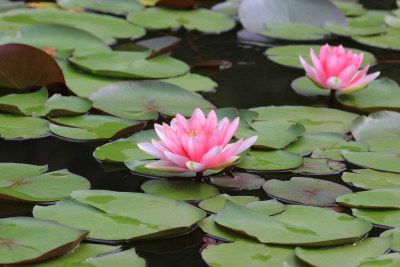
[329,89,336,108]
[195,172,203,182]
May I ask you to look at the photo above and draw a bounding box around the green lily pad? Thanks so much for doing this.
[0,9,145,44]
[325,23,386,37]
[338,79,400,112]
[237,150,303,171]
[264,177,352,206]
[210,172,265,190]
[202,239,305,267]
[285,132,368,161]
[343,151,400,173]
[251,106,358,135]
[0,87,91,117]
[245,199,286,216]
[333,1,366,16]
[381,228,400,251]
[127,7,235,33]
[215,201,372,246]
[161,73,217,93]
[291,76,330,97]
[265,45,376,69]
[351,111,400,141]
[260,22,329,41]
[292,158,346,175]
[353,28,400,51]
[0,217,88,265]
[141,180,219,201]
[212,1,240,17]
[352,208,400,227]
[386,15,400,29]
[337,189,400,209]
[199,194,258,213]
[89,81,215,120]
[33,190,206,241]
[69,51,189,79]
[342,169,400,190]
[0,114,49,140]
[199,214,248,241]
[57,0,144,15]
[235,120,305,149]
[358,253,400,267]
[0,167,90,202]
[50,115,145,141]
[295,236,393,267]
[348,10,390,27]
[367,139,400,153]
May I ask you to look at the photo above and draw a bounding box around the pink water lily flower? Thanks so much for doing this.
[299,44,380,94]
[138,108,257,178]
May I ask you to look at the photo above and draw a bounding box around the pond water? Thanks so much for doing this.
[1,0,400,266]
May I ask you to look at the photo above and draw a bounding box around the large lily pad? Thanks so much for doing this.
[260,22,328,41]
[0,9,145,43]
[0,217,88,265]
[351,111,400,141]
[199,194,258,213]
[265,45,376,69]
[295,236,393,267]
[127,7,235,33]
[348,10,390,27]
[246,199,286,216]
[50,115,145,141]
[198,214,247,242]
[141,180,219,201]
[291,76,330,97]
[337,189,400,209]
[358,253,400,267]
[342,169,400,190]
[333,1,366,16]
[215,201,372,246]
[381,228,400,251]
[353,28,400,51]
[237,150,303,171]
[0,87,91,117]
[250,106,358,134]
[69,51,189,79]
[0,114,49,140]
[89,81,215,120]
[325,23,386,37]
[57,0,144,14]
[210,172,265,190]
[342,151,400,173]
[352,208,400,227]
[292,158,346,175]
[33,190,206,241]
[264,177,352,206]
[367,139,400,153]
[161,73,217,93]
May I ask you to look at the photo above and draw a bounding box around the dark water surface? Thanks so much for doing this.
[1,0,400,266]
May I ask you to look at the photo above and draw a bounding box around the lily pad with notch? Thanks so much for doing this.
[0,114,50,140]
[199,194,258,213]
[210,172,265,190]
[237,150,303,171]
[292,158,346,175]
[337,189,400,209]
[342,169,400,190]
[342,151,400,174]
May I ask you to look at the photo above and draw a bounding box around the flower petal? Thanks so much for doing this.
[164,150,189,168]
[209,156,240,170]
[299,55,319,81]
[137,142,166,159]
[191,108,206,125]
[201,145,222,165]
[145,160,189,173]
[185,161,206,172]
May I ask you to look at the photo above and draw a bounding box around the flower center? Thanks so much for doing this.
[187,130,200,137]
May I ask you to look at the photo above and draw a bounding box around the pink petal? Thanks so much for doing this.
[221,117,239,147]
[299,56,319,81]
[164,150,190,168]
[326,54,339,77]
[219,139,243,161]
[204,109,218,133]
[188,136,204,162]
[137,142,166,159]
[154,124,182,155]
[310,48,327,81]
[209,156,240,170]
[200,146,222,165]
[185,161,206,172]
[337,65,356,85]
[175,113,189,131]
[145,160,189,173]
[346,71,380,89]
[191,108,206,125]
[234,135,258,155]
[348,64,370,85]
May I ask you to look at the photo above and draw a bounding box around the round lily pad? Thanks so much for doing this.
[245,199,286,216]
[352,208,400,228]
[50,115,145,141]
[250,106,358,134]
[57,0,144,15]
[291,76,330,97]
[0,87,91,117]
[198,214,247,242]
[127,7,235,33]
[295,236,393,267]
[337,189,400,209]
[33,190,206,241]
[69,51,189,79]
[338,79,400,112]
[199,194,258,213]
[0,114,50,140]
[141,180,219,201]
[260,22,329,41]
[264,177,352,206]
[161,73,217,93]
[89,81,215,120]
[348,10,390,27]
[351,111,400,141]
[381,228,400,251]
[367,139,400,153]
[264,45,376,69]
[210,172,265,190]
[325,23,386,37]
[343,151,400,173]
[215,201,372,246]
[353,28,400,51]
[292,158,346,175]
[342,169,400,190]
[0,217,88,265]
[237,150,303,171]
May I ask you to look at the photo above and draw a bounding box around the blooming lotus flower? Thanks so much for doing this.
[299,44,380,94]
[137,108,257,177]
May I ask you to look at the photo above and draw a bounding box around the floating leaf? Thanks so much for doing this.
[342,169,400,190]
[50,115,145,141]
[325,23,386,37]
[337,189,400,209]
[358,253,400,267]
[264,177,352,206]
[161,73,217,93]
[69,51,189,79]
[198,214,247,242]
[199,194,258,213]
[127,7,235,33]
[291,76,330,97]
[0,217,88,265]
[343,151,400,173]
[250,106,358,134]
[292,158,346,175]
[33,190,206,241]
[210,172,265,190]
[141,180,219,201]
[295,236,393,267]
[0,114,49,139]
[89,81,215,120]
[245,199,286,216]
[215,201,371,246]
[56,0,144,15]
[137,36,181,58]
[237,150,303,171]
[367,139,400,153]
[212,1,240,17]
[351,111,400,141]
[265,45,376,69]
[386,15,400,29]
[348,10,390,27]
[352,208,400,227]
[353,28,400,51]
[260,22,328,41]
[333,1,366,16]
[381,228,400,251]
